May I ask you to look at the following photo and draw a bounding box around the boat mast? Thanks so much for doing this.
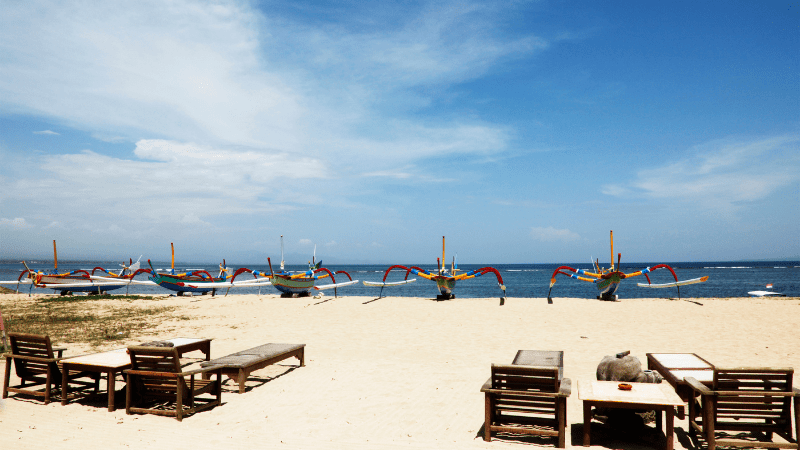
[610,230,614,271]
[441,236,446,275]
[280,235,285,271]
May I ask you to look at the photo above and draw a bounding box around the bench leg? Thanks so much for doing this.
[238,369,247,394]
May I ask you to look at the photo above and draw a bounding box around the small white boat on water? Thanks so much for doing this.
[748,283,787,297]
[748,290,787,297]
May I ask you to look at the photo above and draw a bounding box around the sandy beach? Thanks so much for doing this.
[1,292,798,449]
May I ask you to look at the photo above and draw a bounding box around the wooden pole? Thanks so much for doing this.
[441,236,446,274]
[609,230,614,271]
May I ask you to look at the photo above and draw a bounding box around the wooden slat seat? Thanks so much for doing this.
[686,367,800,450]
[2,332,98,404]
[125,346,222,421]
[481,364,571,447]
[199,343,304,394]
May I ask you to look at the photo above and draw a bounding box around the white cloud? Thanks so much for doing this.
[603,135,800,212]
[0,1,531,165]
[1,140,328,229]
[530,226,581,242]
[0,0,547,247]
[0,217,32,229]
[33,130,59,135]
[0,0,303,149]
[298,239,313,246]
[180,214,209,226]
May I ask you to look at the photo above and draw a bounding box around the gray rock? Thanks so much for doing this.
[596,353,663,383]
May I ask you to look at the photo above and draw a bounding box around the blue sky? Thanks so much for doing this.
[0,0,798,265]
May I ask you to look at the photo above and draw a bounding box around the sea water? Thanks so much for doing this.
[1,260,798,299]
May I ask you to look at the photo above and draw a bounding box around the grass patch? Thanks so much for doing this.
[0,294,183,348]
[39,294,161,303]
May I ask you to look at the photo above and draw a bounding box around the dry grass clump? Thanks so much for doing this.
[0,294,189,348]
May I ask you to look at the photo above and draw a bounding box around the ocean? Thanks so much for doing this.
[2,260,798,299]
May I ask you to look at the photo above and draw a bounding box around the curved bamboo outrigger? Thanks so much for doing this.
[364,236,506,302]
[547,231,708,302]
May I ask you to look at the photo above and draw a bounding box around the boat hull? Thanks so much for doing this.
[34,274,125,293]
[434,277,456,295]
[596,273,622,296]
[271,275,315,295]
[149,273,224,293]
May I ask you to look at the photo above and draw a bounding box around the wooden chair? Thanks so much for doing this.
[125,346,222,421]
[480,364,571,447]
[2,332,98,404]
[686,367,800,450]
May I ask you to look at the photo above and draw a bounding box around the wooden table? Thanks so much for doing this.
[512,350,563,380]
[60,338,212,411]
[578,380,684,450]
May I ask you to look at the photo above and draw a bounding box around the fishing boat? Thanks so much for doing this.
[234,236,357,297]
[1,240,130,295]
[548,230,708,301]
[364,236,506,301]
[146,243,233,296]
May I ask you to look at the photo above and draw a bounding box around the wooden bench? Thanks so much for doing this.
[199,343,305,394]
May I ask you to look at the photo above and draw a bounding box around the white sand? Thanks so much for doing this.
[1,293,798,449]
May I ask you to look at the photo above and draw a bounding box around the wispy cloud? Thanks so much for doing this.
[33,130,59,135]
[602,135,800,212]
[530,226,581,242]
[0,217,32,229]
[1,140,327,232]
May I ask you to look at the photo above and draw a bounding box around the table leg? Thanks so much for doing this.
[61,365,69,405]
[656,407,662,431]
[583,401,592,446]
[665,408,674,450]
[107,370,115,412]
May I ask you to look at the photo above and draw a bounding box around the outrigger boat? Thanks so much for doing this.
[364,236,506,301]
[0,240,131,295]
[228,236,358,298]
[547,230,708,302]
[144,243,250,296]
